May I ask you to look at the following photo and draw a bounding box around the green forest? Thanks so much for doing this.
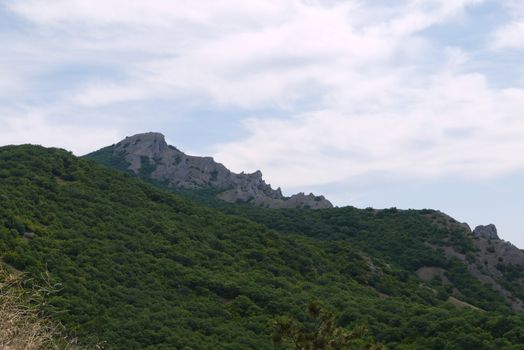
[1,145,524,349]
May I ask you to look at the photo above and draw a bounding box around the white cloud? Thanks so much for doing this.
[7,0,294,30]
[0,69,23,97]
[6,0,524,190]
[0,110,121,155]
[491,0,524,49]
[36,0,482,109]
[492,21,524,49]
[213,70,524,188]
[70,81,151,107]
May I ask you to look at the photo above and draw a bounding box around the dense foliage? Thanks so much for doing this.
[208,204,511,312]
[271,300,385,349]
[1,145,524,349]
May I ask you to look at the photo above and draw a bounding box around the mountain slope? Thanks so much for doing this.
[2,145,524,349]
[87,136,524,314]
[212,204,524,313]
[85,132,333,209]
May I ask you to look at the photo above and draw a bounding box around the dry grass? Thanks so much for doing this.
[0,266,82,350]
[447,296,484,312]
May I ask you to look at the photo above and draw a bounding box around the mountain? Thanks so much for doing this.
[221,205,524,313]
[2,144,524,349]
[85,132,333,209]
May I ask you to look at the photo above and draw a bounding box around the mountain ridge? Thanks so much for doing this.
[86,132,333,209]
[84,133,524,313]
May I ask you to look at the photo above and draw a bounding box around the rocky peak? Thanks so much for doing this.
[250,170,263,180]
[115,132,169,172]
[117,132,167,154]
[101,132,333,209]
[472,224,499,240]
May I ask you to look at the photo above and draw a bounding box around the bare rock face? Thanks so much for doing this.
[473,224,499,240]
[112,132,333,209]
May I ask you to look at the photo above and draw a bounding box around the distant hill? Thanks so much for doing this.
[215,205,524,313]
[2,144,524,349]
[85,132,333,209]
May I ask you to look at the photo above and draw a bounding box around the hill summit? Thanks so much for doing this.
[87,132,333,209]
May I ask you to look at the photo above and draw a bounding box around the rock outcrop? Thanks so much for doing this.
[467,231,524,311]
[109,132,333,209]
[473,224,499,240]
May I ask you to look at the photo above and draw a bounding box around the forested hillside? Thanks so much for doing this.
[2,145,524,349]
[94,139,524,315]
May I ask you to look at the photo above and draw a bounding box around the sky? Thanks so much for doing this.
[1,0,524,247]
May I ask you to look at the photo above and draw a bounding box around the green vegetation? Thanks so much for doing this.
[272,300,385,349]
[209,205,509,312]
[83,145,129,173]
[1,145,524,349]
[497,263,524,301]
[138,155,158,178]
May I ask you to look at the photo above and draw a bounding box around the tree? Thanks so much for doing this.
[271,300,385,350]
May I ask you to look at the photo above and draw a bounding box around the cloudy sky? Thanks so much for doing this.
[1,0,524,246]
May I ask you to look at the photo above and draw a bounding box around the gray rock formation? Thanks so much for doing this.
[112,132,333,209]
[468,234,524,311]
[472,224,499,240]
[424,218,524,312]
